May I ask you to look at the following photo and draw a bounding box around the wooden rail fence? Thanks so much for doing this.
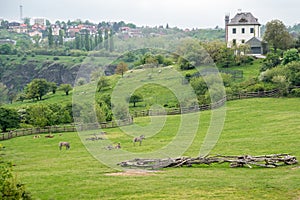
[0,118,133,141]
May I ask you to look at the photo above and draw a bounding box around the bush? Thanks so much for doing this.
[0,161,32,199]
[291,88,300,97]
[53,57,59,61]
[282,48,300,65]
[260,52,281,71]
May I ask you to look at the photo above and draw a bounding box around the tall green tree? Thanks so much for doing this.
[48,27,54,47]
[58,29,64,46]
[98,30,103,49]
[104,29,109,51]
[84,30,90,51]
[109,29,114,52]
[263,20,293,52]
[75,33,81,49]
[0,107,20,132]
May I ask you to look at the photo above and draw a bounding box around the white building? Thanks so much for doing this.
[225,12,264,54]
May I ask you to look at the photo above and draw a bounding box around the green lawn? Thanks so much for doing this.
[1,98,300,199]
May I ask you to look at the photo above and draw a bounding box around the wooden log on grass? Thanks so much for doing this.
[118,154,298,169]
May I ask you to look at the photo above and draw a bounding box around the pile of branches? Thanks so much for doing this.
[118,154,298,169]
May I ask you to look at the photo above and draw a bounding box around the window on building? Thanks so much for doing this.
[242,28,245,34]
[250,28,254,34]
[241,40,245,44]
[232,28,236,34]
[233,39,236,46]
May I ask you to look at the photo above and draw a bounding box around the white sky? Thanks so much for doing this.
[0,0,300,28]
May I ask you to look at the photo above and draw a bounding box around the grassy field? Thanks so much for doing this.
[1,98,300,200]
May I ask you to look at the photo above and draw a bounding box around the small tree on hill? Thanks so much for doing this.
[25,79,50,101]
[59,84,72,95]
[97,76,110,92]
[115,62,128,77]
[128,93,143,107]
[49,82,58,94]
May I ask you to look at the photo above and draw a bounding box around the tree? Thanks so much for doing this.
[109,29,114,52]
[0,82,8,104]
[59,84,72,95]
[32,34,41,48]
[104,29,109,51]
[25,79,50,101]
[48,27,54,47]
[58,29,64,46]
[75,33,81,49]
[98,30,103,49]
[0,44,13,54]
[263,20,293,52]
[84,30,90,51]
[23,17,31,28]
[128,93,143,107]
[46,19,51,26]
[97,76,110,92]
[48,82,58,94]
[115,62,128,77]
[0,107,20,132]
[27,104,54,127]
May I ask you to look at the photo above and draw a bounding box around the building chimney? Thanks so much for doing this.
[225,14,230,43]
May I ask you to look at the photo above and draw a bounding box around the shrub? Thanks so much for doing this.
[53,57,59,61]
[291,88,300,97]
[282,48,300,65]
[0,161,32,199]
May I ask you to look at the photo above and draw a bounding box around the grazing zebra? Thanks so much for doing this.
[59,142,70,150]
[133,135,145,146]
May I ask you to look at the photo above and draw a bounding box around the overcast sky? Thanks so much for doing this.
[1,0,300,28]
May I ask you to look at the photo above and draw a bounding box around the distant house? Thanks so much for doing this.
[225,12,266,54]
[28,30,43,38]
[8,22,28,34]
[67,26,80,38]
[51,25,61,36]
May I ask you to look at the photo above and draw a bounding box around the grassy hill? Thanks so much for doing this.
[1,98,300,199]
[5,58,263,110]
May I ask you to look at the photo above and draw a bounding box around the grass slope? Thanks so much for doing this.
[1,98,300,200]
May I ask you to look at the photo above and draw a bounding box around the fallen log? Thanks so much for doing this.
[118,154,298,169]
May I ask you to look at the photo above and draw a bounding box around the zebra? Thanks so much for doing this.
[133,135,145,146]
[59,142,70,150]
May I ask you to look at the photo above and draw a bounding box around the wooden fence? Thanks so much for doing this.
[0,118,133,141]
[132,89,279,118]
